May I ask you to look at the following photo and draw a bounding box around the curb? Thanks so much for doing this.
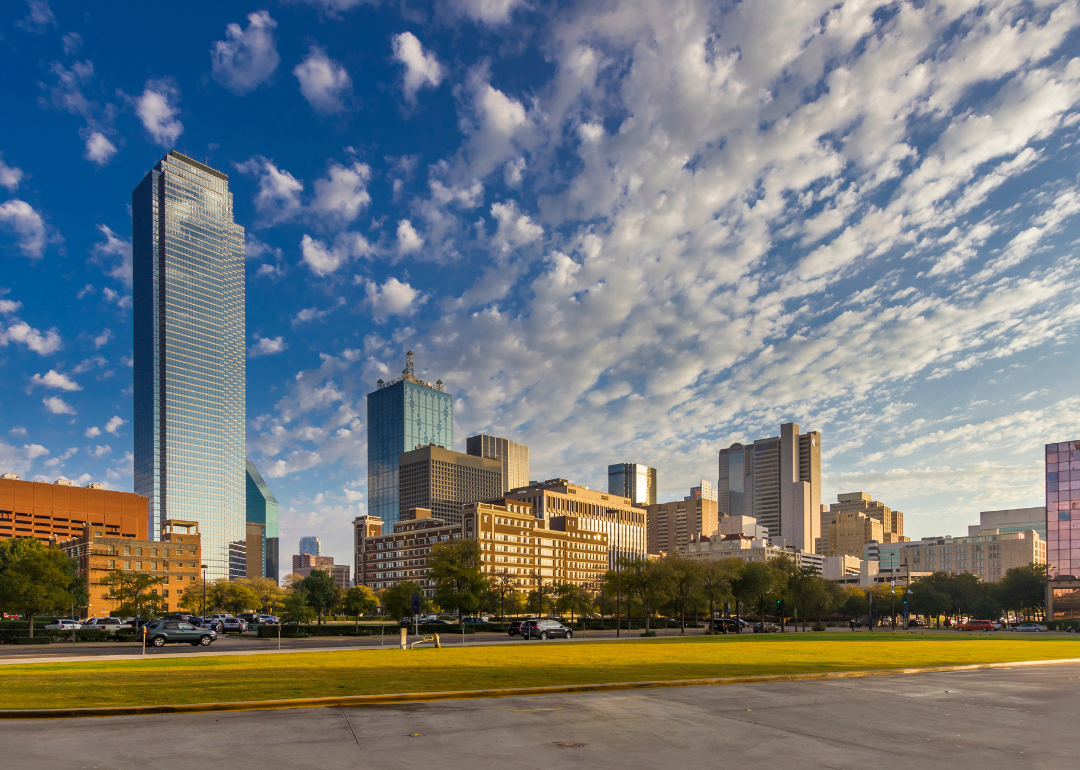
[2,656,1079,720]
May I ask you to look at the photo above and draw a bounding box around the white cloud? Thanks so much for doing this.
[0,298,21,314]
[102,287,131,309]
[1,321,62,354]
[104,416,125,435]
[90,224,132,287]
[249,334,288,358]
[0,200,48,258]
[391,32,443,104]
[89,445,111,459]
[93,328,112,348]
[24,443,49,459]
[310,162,372,224]
[297,0,375,12]
[82,130,118,166]
[17,0,55,33]
[30,370,81,391]
[294,46,351,114]
[364,277,423,321]
[62,32,82,55]
[396,219,424,255]
[42,396,75,415]
[448,0,525,25]
[72,356,106,374]
[0,155,24,191]
[236,156,304,226]
[299,232,372,276]
[84,426,101,438]
[134,79,183,146]
[490,200,542,255]
[211,10,280,95]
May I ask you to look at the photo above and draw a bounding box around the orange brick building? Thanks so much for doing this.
[0,475,148,544]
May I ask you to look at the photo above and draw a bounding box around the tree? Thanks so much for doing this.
[909,578,950,627]
[282,572,305,588]
[778,559,819,632]
[666,556,703,633]
[380,581,427,620]
[503,589,527,616]
[619,556,670,633]
[555,583,592,625]
[236,576,286,611]
[342,585,378,634]
[732,561,776,630]
[0,538,77,637]
[429,540,488,622]
[698,559,736,630]
[997,563,1047,621]
[840,585,868,622]
[280,590,316,625]
[99,571,166,621]
[490,569,517,627]
[801,576,833,626]
[218,581,261,616]
[298,570,339,624]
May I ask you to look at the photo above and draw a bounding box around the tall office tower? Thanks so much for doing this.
[608,462,657,506]
[687,480,718,501]
[717,423,821,552]
[367,351,452,533]
[466,434,529,493]
[133,151,245,580]
[647,496,719,556]
[818,491,905,557]
[398,445,503,525]
[299,536,321,557]
[1047,440,1080,579]
[245,461,280,582]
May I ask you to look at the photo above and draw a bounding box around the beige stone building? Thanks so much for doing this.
[818,492,908,557]
[647,497,718,556]
[900,528,1044,582]
[505,479,647,566]
[292,553,350,590]
[682,515,823,572]
[399,445,503,525]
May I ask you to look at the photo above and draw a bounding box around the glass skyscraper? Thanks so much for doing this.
[1047,440,1080,579]
[367,351,452,533]
[246,461,279,582]
[608,462,657,506]
[133,151,246,580]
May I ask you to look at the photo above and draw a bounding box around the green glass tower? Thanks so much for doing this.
[245,461,279,582]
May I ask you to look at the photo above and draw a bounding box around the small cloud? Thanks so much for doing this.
[396,219,423,254]
[0,155,24,192]
[0,298,22,314]
[42,396,75,415]
[24,443,50,459]
[210,10,280,95]
[391,32,443,104]
[17,0,55,33]
[104,415,125,435]
[102,287,132,308]
[89,445,111,459]
[30,370,81,391]
[364,277,423,321]
[9,427,27,436]
[448,0,524,25]
[1,321,62,354]
[249,334,287,358]
[62,31,82,55]
[132,79,183,146]
[93,328,112,348]
[82,130,118,166]
[85,426,101,438]
[0,200,48,258]
[77,284,95,299]
[72,356,106,374]
[294,46,351,113]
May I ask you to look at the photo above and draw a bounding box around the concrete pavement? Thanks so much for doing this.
[1,661,1074,768]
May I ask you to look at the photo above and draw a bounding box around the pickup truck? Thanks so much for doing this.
[81,617,133,632]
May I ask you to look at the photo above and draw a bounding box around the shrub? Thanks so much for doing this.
[812,622,827,632]
[13,636,51,645]
[640,630,657,637]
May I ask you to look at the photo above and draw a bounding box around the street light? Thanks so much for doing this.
[201,564,208,618]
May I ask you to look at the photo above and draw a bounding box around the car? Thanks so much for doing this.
[752,622,781,633]
[142,620,217,648]
[81,617,132,632]
[508,620,526,636]
[1066,625,1080,633]
[220,617,248,634]
[1010,623,1048,632]
[906,618,924,628]
[956,619,996,632]
[710,617,746,632]
[257,615,279,625]
[520,619,573,640]
[44,619,82,631]
[421,619,454,627]
[462,616,491,625]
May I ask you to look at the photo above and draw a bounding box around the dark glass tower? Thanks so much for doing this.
[133,151,246,580]
[246,461,279,582]
[367,351,452,533]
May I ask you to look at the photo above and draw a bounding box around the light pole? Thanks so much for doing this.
[201,564,208,619]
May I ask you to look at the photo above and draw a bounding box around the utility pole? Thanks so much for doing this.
[201,564,208,619]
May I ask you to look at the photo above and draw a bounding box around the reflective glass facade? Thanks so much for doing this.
[133,151,245,581]
[245,461,279,582]
[368,377,452,533]
[1047,440,1080,579]
[608,462,657,506]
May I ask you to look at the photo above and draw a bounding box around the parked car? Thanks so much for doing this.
[906,618,924,628]
[462,616,491,625]
[1066,625,1079,633]
[1010,623,1048,632]
[422,619,454,627]
[752,622,781,633]
[220,617,248,634]
[508,620,526,636]
[520,619,573,640]
[44,619,81,631]
[81,617,132,632]
[956,619,996,632]
[142,619,217,648]
[710,617,746,632]
[257,615,279,625]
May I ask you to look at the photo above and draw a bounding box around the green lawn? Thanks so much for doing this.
[2,632,1078,710]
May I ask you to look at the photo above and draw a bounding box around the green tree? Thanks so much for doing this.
[429,540,488,622]
[298,570,340,624]
[217,581,261,616]
[779,559,819,632]
[100,571,166,621]
[666,556,703,633]
[801,576,834,626]
[489,569,517,627]
[909,578,950,627]
[280,590,316,625]
[236,576,286,612]
[698,559,736,630]
[732,561,776,630]
[997,563,1047,621]
[342,585,378,634]
[555,583,592,625]
[618,556,670,633]
[0,538,77,637]
[380,581,427,620]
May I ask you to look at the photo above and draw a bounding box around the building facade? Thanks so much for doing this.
[0,475,147,544]
[646,496,719,556]
[899,529,1045,582]
[688,480,718,501]
[466,434,530,494]
[1046,440,1078,580]
[353,509,461,597]
[245,461,279,582]
[683,532,823,574]
[367,351,453,533]
[505,479,648,567]
[398,444,503,526]
[291,553,350,590]
[608,462,657,506]
[970,506,1046,539]
[717,423,821,552]
[298,536,321,557]
[133,151,245,580]
[60,519,201,617]
[818,492,907,557]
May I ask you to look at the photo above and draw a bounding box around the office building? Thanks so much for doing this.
[1047,440,1078,579]
[647,495,719,556]
[505,479,648,567]
[608,462,657,506]
[398,445,502,526]
[60,519,201,617]
[466,434,529,493]
[299,536,321,557]
[717,423,821,552]
[292,553,350,590]
[245,522,264,580]
[972,506,1047,539]
[899,529,1045,582]
[245,461,279,582]
[133,151,246,580]
[818,492,909,558]
[687,480,718,501]
[0,475,147,544]
[367,351,452,533]
[353,509,461,597]
[684,524,822,574]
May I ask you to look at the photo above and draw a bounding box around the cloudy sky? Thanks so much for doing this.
[1,0,1078,567]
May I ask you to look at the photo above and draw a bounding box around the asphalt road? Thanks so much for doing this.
[2,662,1076,768]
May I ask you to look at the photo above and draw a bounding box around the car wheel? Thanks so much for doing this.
[540,631,549,640]
[565,631,572,639]
[152,635,166,647]
[200,635,213,646]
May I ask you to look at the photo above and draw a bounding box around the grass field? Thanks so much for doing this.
[1,632,1078,710]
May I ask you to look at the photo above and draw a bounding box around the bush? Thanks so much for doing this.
[640,630,657,637]
[12,636,51,645]
[812,622,827,632]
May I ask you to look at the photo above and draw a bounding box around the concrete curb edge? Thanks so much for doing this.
[3,656,1078,720]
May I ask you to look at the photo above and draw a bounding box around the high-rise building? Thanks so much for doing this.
[245,461,279,582]
[647,496,719,556]
[398,445,503,525]
[367,351,452,533]
[0,475,148,544]
[466,435,529,493]
[687,480,718,501]
[818,492,907,557]
[718,423,821,553]
[1047,440,1079,579]
[608,462,657,506]
[133,151,246,580]
[299,536,321,557]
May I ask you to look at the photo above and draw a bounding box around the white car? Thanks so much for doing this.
[44,619,82,631]
[81,617,133,632]
[1009,623,1048,632]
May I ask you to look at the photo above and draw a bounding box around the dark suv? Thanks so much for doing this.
[521,619,573,640]
[143,620,216,647]
[508,620,525,636]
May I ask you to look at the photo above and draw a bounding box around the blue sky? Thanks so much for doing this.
[2,0,1079,569]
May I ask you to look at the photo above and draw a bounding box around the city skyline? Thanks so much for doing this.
[1,2,1077,570]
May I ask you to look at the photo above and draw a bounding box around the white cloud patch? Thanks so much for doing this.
[235,156,304,226]
[0,320,62,354]
[42,396,75,415]
[211,10,280,95]
[93,328,112,348]
[89,445,111,459]
[30,370,81,391]
[84,426,101,438]
[0,200,48,258]
[294,46,351,114]
[24,443,49,459]
[299,232,372,276]
[396,219,424,255]
[90,224,132,287]
[249,334,288,358]
[82,130,118,166]
[134,79,183,146]
[104,416,125,435]
[364,277,423,321]
[448,0,525,25]
[62,32,82,55]
[0,155,24,191]
[17,0,55,33]
[392,32,443,104]
[310,162,372,225]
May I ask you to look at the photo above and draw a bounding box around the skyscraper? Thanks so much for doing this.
[608,462,657,506]
[133,151,245,580]
[245,461,279,582]
[367,351,452,533]
[466,434,529,493]
[398,445,503,525]
[299,536,321,557]
[718,423,821,553]
[1047,440,1079,579]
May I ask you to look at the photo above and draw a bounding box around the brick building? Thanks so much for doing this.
[0,475,147,544]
